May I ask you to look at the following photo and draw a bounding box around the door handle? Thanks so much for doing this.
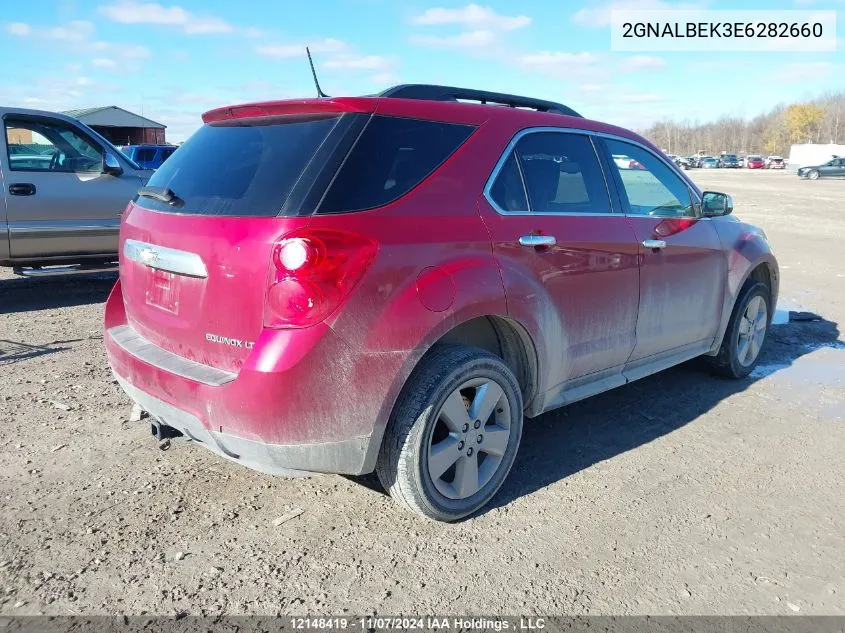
[642,239,667,250]
[8,183,36,196]
[519,235,556,247]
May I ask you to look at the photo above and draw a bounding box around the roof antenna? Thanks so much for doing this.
[306,47,330,98]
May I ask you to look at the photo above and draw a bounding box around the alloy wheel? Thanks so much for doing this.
[426,378,512,500]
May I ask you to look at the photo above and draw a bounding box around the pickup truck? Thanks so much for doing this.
[0,106,152,276]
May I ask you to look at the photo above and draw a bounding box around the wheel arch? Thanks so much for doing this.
[360,311,541,473]
[708,255,779,356]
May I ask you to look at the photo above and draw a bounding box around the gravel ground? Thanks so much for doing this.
[0,169,843,616]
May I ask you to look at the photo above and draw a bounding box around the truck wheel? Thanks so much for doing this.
[376,346,523,522]
[707,281,771,379]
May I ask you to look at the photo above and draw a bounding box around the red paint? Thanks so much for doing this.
[104,92,777,468]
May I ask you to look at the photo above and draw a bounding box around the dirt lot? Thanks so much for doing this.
[1,169,843,616]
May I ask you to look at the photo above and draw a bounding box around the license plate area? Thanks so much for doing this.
[145,268,180,314]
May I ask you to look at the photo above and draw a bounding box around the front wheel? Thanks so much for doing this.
[807,170,820,180]
[376,346,523,522]
[707,281,771,378]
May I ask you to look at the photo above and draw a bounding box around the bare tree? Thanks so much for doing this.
[638,91,845,156]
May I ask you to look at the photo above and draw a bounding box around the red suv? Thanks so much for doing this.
[104,84,778,521]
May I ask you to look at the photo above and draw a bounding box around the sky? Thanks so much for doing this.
[1,0,843,142]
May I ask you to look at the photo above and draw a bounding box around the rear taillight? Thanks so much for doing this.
[263,229,378,328]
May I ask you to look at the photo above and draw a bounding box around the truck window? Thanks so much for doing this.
[5,118,103,173]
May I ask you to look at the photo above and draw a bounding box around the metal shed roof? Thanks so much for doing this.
[62,106,166,129]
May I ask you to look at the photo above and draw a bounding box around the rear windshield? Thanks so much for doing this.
[134,113,341,217]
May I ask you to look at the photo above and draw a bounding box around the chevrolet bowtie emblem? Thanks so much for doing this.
[139,248,159,266]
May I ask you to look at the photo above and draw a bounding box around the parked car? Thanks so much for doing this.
[673,156,693,170]
[0,106,153,276]
[120,144,178,170]
[746,155,765,169]
[701,157,720,168]
[797,157,845,180]
[766,156,785,169]
[104,84,779,521]
[687,155,701,168]
[612,154,645,170]
[719,154,741,168]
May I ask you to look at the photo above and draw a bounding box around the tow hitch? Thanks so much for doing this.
[150,419,183,442]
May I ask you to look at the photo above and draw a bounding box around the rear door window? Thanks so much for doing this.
[317,115,475,214]
[134,113,342,217]
[488,131,612,214]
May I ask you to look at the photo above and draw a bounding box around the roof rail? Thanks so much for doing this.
[378,84,582,118]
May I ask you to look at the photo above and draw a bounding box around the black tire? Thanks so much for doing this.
[707,281,771,379]
[807,170,820,180]
[376,345,523,522]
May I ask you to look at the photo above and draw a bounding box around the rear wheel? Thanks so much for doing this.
[808,170,820,180]
[707,281,770,378]
[376,346,523,522]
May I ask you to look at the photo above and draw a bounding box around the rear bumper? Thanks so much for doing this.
[115,374,370,477]
[103,281,393,476]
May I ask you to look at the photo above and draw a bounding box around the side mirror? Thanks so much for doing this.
[103,152,123,176]
[701,191,733,217]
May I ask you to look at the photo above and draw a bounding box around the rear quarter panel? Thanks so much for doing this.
[315,121,515,465]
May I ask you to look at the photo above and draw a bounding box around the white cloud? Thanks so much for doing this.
[43,20,96,42]
[411,4,530,30]
[410,30,497,48]
[520,51,601,68]
[777,61,835,82]
[256,38,347,59]
[580,83,610,93]
[92,58,118,70]
[573,0,706,28]
[617,92,665,103]
[5,19,151,68]
[370,72,400,86]
[120,44,152,59]
[5,22,31,36]
[619,55,667,71]
[0,74,121,113]
[518,51,606,80]
[323,55,394,72]
[98,0,233,34]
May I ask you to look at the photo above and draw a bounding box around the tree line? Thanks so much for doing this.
[636,91,845,157]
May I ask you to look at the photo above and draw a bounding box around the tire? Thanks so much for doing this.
[707,281,771,379]
[807,170,820,180]
[376,345,523,522]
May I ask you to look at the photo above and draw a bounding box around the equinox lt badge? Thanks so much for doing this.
[206,333,254,349]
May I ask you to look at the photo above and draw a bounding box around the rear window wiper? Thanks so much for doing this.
[137,186,184,207]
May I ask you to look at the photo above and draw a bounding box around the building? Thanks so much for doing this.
[62,106,166,145]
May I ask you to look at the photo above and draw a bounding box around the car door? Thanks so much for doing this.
[478,129,640,395]
[830,158,845,178]
[598,136,726,365]
[3,114,140,259]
